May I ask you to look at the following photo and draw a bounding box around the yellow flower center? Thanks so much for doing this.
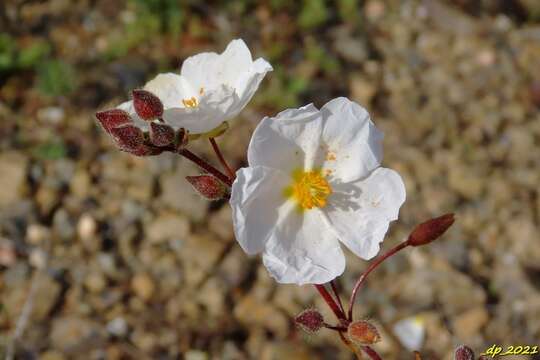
[284,170,332,210]
[182,97,198,108]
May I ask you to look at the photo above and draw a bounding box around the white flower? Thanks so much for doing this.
[230,97,406,285]
[119,39,272,134]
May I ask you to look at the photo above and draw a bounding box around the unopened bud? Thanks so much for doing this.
[454,345,475,360]
[408,213,455,247]
[110,125,144,151]
[295,309,324,334]
[132,89,163,120]
[95,109,131,133]
[186,175,228,200]
[150,122,175,147]
[347,320,381,345]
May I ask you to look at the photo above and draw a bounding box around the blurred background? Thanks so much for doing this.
[1,0,540,359]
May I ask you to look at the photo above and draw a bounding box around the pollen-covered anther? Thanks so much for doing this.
[286,170,332,210]
[182,97,198,108]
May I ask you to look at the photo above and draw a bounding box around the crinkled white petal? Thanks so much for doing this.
[231,57,273,116]
[143,73,196,109]
[230,166,292,256]
[316,97,383,183]
[322,168,406,260]
[116,100,149,131]
[162,84,239,133]
[262,209,345,285]
[247,104,323,174]
[180,39,254,91]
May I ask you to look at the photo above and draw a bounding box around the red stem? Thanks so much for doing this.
[178,148,233,187]
[209,137,236,180]
[330,280,345,317]
[362,346,383,360]
[314,284,346,321]
[348,240,410,320]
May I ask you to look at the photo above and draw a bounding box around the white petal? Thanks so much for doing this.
[323,168,406,260]
[247,104,324,174]
[143,73,196,109]
[230,57,273,115]
[262,209,345,285]
[116,100,149,130]
[162,84,239,133]
[316,97,383,183]
[181,39,254,91]
[230,166,292,255]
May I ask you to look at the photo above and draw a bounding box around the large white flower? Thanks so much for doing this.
[230,97,406,285]
[119,39,272,134]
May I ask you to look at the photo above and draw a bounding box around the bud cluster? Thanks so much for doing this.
[95,90,186,157]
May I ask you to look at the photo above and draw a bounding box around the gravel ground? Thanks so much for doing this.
[1,1,540,359]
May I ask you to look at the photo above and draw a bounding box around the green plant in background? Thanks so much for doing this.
[299,0,329,29]
[104,0,184,60]
[0,34,51,73]
[32,139,67,160]
[37,60,78,97]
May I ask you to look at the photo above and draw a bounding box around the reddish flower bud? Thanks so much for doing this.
[110,124,145,151]
[295,309,324,334]
[347,320,381,345]
[408,213,455,247]
[128,144,163,157]
[454,345,475,360]
[150,122,175,147]
[95,109,131,133]
[186,175,228,200]
[132,89,163,120]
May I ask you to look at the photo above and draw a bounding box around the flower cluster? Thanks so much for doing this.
[96,39,455,359]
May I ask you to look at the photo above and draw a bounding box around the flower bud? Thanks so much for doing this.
[150,122,175,147]
[95,109,131,133]
[132,89,163,120]
[454,345,475,360]
[110,124,144,151]
[347,320,381,345]
[186,175,228,200]
[295,309,324,334]
[408,213,455,247]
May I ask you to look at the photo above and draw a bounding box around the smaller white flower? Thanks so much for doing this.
[230,97,406,285]
[119,39,272,134]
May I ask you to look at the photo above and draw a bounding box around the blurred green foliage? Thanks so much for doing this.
[0,34,51,73]
[32,139,67,160]
[37,60,78,97]
[299,0,329,29]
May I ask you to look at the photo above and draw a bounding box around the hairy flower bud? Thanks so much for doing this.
[454,345,475,360]
[295,309,324,334]
[347,320,381,345]
[132,89,163,120]
[110,124,145,151]
[95,109,131,133]
[150,122,175,147]
[186,175,228,200]
[408,213,455,247]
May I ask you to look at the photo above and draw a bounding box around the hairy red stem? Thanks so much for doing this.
[178,148,233,187]
[314,284,346,321]
[209,137,236,180]
[330,280,345,317]
[362,345,383,360]
[348,240,410,320]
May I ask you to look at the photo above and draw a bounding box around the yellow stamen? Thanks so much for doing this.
[182,97,198,108]
[284,169,332,210]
